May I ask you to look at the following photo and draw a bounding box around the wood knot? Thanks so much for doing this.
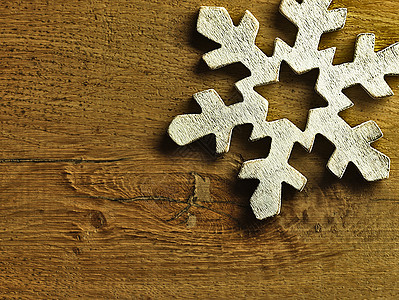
[72,247,83,255]
[89,210,107,229]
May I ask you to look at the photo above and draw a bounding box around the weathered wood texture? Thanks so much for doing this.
[0,0,398,298]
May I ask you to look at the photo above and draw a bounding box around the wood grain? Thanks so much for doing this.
[0,0,398,298]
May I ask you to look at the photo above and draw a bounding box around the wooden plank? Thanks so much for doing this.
[0,0,398,298]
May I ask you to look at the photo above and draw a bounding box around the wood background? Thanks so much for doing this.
[0,0,398,298]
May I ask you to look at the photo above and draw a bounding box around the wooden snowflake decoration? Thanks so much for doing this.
[168,0,399,219]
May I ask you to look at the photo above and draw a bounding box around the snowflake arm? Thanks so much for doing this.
[168,88,269,154]
[169,6,278,153]
[239,119,307,219]
[305,33,399,181]
[279,0,347,73]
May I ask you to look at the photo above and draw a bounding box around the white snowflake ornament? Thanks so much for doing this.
[168,0,399,220]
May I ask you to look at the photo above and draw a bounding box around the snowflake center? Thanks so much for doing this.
[255,63,326,131]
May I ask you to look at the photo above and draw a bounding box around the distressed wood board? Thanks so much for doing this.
[0,0,398,298]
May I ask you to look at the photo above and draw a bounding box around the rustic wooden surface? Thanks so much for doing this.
[0,0,398,298]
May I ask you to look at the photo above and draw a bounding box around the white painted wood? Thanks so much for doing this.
[168,0,399,219]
